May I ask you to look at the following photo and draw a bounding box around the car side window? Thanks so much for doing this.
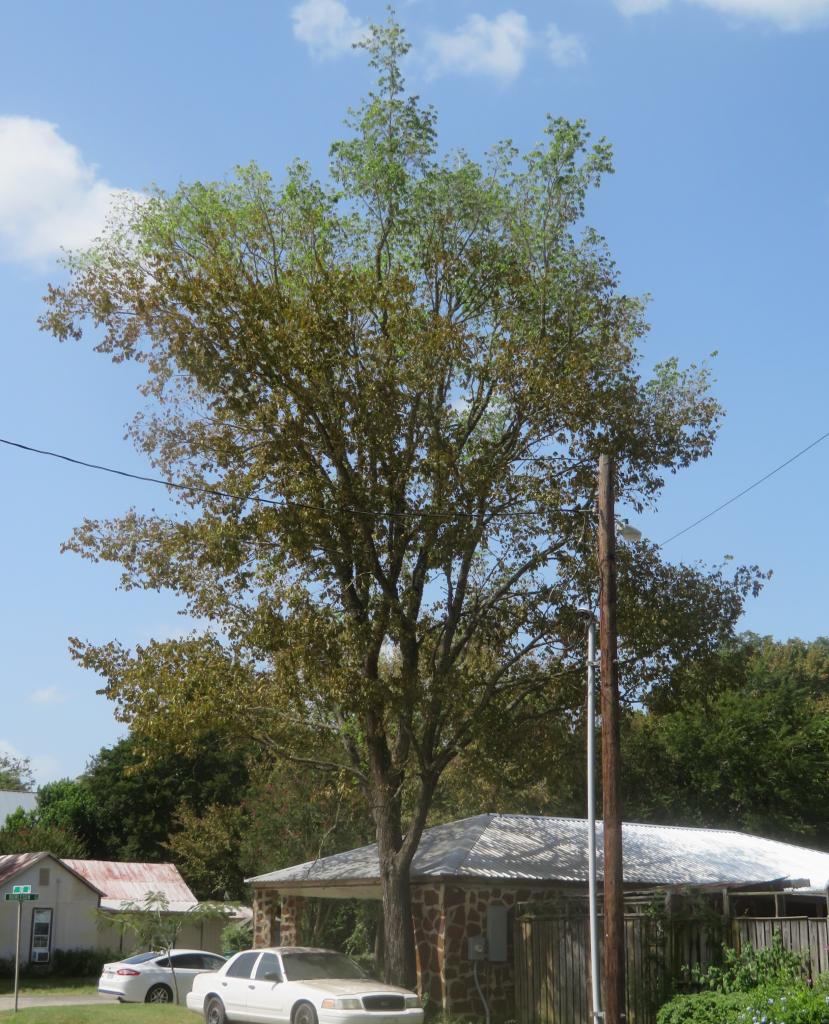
[155,958,170,968]
[202,955,226,971]
[226,952,259,979]
[254,953,282,982]
[170,954,204,970]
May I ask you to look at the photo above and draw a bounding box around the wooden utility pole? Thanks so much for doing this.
[597,453,626,1024]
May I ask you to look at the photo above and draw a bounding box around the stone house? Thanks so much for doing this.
[248,813,829,1019]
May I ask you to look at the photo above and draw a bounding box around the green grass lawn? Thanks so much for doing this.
[0,1006,194,1023]
[0,979,97,997]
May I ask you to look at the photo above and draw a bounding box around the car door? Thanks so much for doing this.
[245,952,288,1023]
[167,953,208,1000]
[220,951,261,1015]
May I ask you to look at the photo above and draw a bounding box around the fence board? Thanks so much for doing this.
[516,913,829,1024]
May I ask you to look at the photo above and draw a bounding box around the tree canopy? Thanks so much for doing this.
[621,634,829,845]
[42,17,761,985]
[0,752,34,793]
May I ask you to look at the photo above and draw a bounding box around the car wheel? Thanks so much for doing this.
[293,1001,319,1024]
[145,983,173,1004]
[205,995,228,1024]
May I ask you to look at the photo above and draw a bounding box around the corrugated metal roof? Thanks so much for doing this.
[0,852,105,895]
[0,790,37,827]
[247,813,829,894]
[0,852,49,888]
[62,859,198,910]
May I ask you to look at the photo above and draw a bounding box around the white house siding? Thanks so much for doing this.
[94,913,227,956]
[0,859,100,961]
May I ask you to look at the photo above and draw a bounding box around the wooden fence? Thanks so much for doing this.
[516,913,829,1024]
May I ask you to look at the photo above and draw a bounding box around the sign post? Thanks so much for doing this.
[4,887,39,1013]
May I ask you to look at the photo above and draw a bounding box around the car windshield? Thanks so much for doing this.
[281,953,367,981]
[121,952,159,965]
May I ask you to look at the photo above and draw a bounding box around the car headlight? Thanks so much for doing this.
[405,996,422,1009]
[321,998,364,1010]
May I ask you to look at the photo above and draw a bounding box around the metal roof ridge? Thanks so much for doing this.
[481,813,753,838]
[445,813,498,874]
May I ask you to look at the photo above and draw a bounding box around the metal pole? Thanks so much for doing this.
[598,453,626,1024]
[587,617,602,1023]
[14,898,21,1013]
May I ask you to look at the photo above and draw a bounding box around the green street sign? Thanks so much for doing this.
[11,885,31,895]
[4,892,39,902]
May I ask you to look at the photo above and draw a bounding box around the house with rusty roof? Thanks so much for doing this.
[0,854,230,964]
[0,852,105,962]
[248,813,829,1019]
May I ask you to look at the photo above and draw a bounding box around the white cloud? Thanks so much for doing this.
[546,23,587,66]
[425,11,531,82]
[614,0,670,13]
[291,0,368,58]
[615,0,829,29]
[0,116,134,265]
[691,0,829,29]
[29,687,66,706]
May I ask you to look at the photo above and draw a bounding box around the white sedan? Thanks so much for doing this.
[99,949,227,1003]
[186,946,424,1024]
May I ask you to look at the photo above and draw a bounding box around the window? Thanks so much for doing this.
[123,952,159,965]
[30,908,52,963]
[281,952,365,981]
[255,953,282,982]
[203,955,227,971]
[226,952,259,979]
[170,954,207,970]
[38,868,50,888]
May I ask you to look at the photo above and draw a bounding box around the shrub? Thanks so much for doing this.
[737,986,829,1024]
[659,985,829,1024]
[0,947,120,978]
[220,920,253,956]
[50,948,121,977]
[658,990,754,1024]
[694,935,805,994]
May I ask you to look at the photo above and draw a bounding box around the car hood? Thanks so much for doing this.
[294,979,412,997]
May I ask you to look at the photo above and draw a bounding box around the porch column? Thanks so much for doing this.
[253,887,280,948]
[280,894,306,945]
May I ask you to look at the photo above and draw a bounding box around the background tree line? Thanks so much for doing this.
[3,632,829,911]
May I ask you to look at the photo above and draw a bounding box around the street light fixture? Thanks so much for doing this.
[617,520,642,543]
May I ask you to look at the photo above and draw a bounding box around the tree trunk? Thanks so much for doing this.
[379,848,416,989]
[365,725,418,989]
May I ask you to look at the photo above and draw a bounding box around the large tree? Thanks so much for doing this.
[42,20,760,985]
[79,734,251,861]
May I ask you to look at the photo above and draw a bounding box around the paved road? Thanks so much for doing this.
[0,993,113,1010]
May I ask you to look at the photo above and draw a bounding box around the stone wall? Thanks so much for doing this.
[278,894,304,946]
[252,882,564,1019]
[411,883,445,1007]
[437,883,560,1019]
[252,888,289,948]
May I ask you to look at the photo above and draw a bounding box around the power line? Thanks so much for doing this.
[0,436,583,522]
[660,427,829,547]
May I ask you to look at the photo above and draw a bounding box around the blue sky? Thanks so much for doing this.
[1,0,828,783]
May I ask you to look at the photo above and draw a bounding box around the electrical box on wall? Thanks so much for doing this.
[467,935,487,960]
[487,905,508,962]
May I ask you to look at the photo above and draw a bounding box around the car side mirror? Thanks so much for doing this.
[264,972,282,983]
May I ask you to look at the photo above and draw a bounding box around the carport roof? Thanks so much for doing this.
[247,813,829,898]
